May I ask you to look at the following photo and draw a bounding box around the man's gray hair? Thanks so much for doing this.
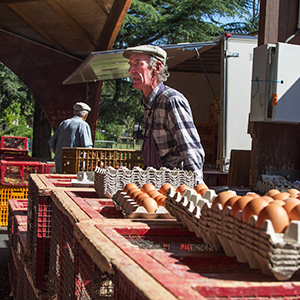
[148,56,170,82]
[75,110,89,117]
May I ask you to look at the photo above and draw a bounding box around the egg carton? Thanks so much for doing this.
[166,186,300,280]
[70,171,94,187]
[94,166,198,198]
[112,190,175,219]
[256,175,294,194]
[208,204,300,280]
[165,187,217,239]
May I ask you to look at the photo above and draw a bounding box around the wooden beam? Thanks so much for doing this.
[0,0,46,3]
[96,0,132,51]
[0,30,88,132]
[93,0,109,15]
[258,0,280,46]
[278,0,300,44]
[8,3,67,53]
[48,0,97,47]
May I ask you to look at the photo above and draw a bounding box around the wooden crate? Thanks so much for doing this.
[48,189,122,299]
[26,174,96,290]
[61,147,143,174]
[74,218,300,299]
[195,123,217,165]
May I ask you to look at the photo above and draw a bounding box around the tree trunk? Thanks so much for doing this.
[32,100,52,160]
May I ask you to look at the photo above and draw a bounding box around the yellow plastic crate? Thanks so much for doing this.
[0,185,28,226]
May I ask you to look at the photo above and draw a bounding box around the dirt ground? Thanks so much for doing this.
[0,227,13,299]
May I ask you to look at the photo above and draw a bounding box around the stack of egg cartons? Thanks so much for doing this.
[94,166,197,198]
[166,187,300,280]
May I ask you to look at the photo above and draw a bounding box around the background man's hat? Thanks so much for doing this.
[73,102,91,112]
[123,45,167,65]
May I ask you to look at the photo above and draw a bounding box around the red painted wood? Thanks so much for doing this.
[65,190,123,219]
[88,219,300,299]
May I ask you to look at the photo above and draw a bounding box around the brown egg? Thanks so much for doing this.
[135,192,150,205]
[222,196,242,211]
[211,191,236,210]
[265,189,280,197]
[284,197,300,204]
[260,196,274,203]
[176,184,190,195]
[141,197,158,213]
[127,187,140,197]
[147,189,160,199]
[283,202,300,215]
[247,193,261,199]
[156,195,166,206]
[230,195,254,217]
[159,183,175,196]
[194,183,208,195]
[287,188,300,198]
[141,183,156,194]
[256,204,290,233]
[130,190,142,201]
[241,198,269,223]
[271,200,285,206]
[288,204,300,221]
[199,188,209,197]
[123,183,138,193]
[272,192,290,201]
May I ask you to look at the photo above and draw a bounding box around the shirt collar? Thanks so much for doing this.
[142,82,163,109]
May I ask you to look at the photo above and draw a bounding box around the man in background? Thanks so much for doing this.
[50,102,93,173]
[123,45,205,183]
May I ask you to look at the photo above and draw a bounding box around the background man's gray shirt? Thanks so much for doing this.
[50,116,93,173]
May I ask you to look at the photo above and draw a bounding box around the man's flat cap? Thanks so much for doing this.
[123,45,167,65]
[73,102,91,112]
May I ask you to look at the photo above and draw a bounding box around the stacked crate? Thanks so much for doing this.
[0,136,55,226]
[8,174,98,298]
[8,198,49,300]
[61,147,143,174]
[195,123,217,165]
[47,188,123,299]
[11,167,300,300]
[25,174,96,290]
[0,136,28,156]
[46,175,300,299]
[74,218,300,299]
[48,190,180,300]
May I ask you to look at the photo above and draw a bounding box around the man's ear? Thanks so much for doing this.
[155,61,162,74]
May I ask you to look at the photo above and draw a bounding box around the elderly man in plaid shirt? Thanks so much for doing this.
[123,45,205,184]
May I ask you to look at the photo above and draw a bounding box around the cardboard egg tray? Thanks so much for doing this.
[94,166,197,198]
[165,188,300,281]
[112,190,175,219]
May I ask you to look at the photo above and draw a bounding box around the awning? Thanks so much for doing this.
[63,40,220,85]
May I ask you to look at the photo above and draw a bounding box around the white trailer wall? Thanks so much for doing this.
[165,35,258,171]
[223,36,257,170]
[166,72,220,124]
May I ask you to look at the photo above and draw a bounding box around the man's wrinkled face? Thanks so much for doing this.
[128,53,154,92]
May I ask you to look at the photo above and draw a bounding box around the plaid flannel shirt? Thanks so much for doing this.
[143,83,205,183]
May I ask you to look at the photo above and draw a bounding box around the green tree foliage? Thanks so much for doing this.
[223,0,260,33]
[116,0,257,47]
[98,78,144,141]
[98,0,259,142]
[0,62,35,138]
